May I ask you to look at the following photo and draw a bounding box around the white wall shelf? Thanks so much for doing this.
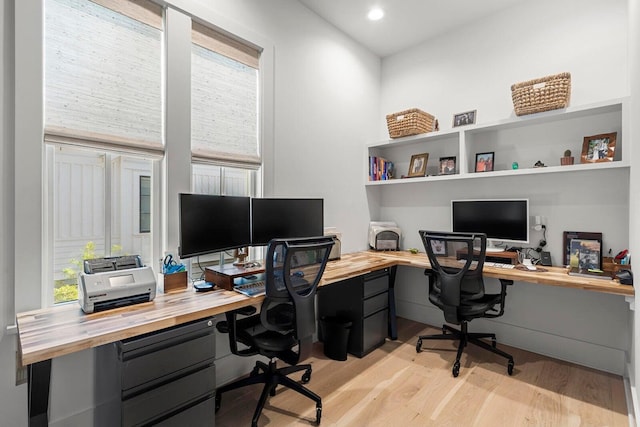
[367,98,628,186]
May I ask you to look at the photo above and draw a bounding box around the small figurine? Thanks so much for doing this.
[434,119,440,131]
[512,162,519,170]
[534,160,546,168]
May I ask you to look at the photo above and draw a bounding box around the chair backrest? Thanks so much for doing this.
[261,236,334,341]
[419,230,487,324]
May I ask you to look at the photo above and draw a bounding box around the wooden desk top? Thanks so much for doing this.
[16,250,633,366]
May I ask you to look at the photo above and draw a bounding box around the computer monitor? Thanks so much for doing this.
[251,198,324,246]
[451,199,529,252]
[178,194,251,259]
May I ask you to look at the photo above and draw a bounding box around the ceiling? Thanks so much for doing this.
[297,0,528,57]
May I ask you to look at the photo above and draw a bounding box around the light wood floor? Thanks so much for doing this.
[215,317,629,426]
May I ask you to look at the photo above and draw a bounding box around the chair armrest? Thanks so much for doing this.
[217,305,258,355]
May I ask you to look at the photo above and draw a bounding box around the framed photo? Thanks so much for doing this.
[407,153,429,177]
[439,156,457,175]
[430,239,448,256]
[475,152,494,172]
[562,231,602,267]
[569,239,602,270]
[453,110,476,127]
[581,132,617,163]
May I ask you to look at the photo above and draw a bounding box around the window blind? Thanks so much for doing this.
[44,0,163,155]
[191,21,261,168]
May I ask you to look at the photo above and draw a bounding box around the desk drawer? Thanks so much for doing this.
[154,396,216,427]
[361,309,388,357]
[120,333,215,392]
[363,292,388,317]
[122,364,215,427]
[363,272,389,298]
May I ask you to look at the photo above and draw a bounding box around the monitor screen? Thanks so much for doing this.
[251,198,324,246]
[451,199,529,251]
[179,194,251,258]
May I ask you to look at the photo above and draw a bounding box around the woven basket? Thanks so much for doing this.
[511,72,571,116]
[386,108,435,138]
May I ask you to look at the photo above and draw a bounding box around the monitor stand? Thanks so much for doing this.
[476,241,505,253]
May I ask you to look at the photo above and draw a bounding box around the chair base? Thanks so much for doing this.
[215,359,322,427]
[416,322,514,377]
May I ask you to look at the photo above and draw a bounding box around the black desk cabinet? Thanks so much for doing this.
[318,267,392,358]
[96,317,216,426]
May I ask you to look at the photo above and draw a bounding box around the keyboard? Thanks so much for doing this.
[457,259,515,269]
[485,261,515,269]
[234,280,265,297]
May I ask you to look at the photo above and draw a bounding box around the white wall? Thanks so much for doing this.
[377,0,632,375]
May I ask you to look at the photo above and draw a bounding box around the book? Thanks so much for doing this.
[568,267,613,280]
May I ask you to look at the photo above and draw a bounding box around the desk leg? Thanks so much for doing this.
[28,359,51,427]
[388,265,398,340]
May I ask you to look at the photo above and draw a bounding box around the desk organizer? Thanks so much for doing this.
[163,271,187,292]
[511,72,571,116]
[386,108,435,138]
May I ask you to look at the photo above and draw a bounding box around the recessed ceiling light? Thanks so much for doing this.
[367,8,384,21]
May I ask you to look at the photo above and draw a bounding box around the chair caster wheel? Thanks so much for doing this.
[507,360,514,375]
[316,405,322,425]
[452,361,460,377]
[302,369,312,384]
[416,339,422,353]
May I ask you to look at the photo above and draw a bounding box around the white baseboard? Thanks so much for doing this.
[397,299,626,375]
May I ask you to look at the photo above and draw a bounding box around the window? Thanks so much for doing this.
[44,0,162,304]
[189,21,263,272]
[139,176,151,233]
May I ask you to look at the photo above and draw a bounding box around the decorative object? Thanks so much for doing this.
[386,108,435,138]
[453,110,476,127]
[408,153,429,177]
[561,149,574,165]
[475,152,494,172]
[511,72,571,116]
[562,231,602,267]
[430,239,448,256]
[581,132,617,163]
[512,162,519,169]
[533,160,546,167]
[439,156,456,175]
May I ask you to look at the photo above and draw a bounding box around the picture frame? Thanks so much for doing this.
[569,239,602,270]
[430,239,448,256]
[562,231,602,267]
[439,156,457,175]
[453,110,476,127]
[407,153,429,177]
[475,152,494,172]
[581,132,617,163]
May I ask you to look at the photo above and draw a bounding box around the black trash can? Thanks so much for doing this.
[320,316,352,361]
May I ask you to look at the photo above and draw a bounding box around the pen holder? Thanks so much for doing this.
[163,271,188,292]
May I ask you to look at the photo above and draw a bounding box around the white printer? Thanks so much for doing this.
[368,221,402,251]
[78,256,156,313]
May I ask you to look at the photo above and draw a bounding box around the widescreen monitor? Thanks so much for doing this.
[178,194,251,258]
[251,198,324,246]
[451,199,529,252]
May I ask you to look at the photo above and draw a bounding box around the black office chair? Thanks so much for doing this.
[215,236,335,427]
[416,230,514,377]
